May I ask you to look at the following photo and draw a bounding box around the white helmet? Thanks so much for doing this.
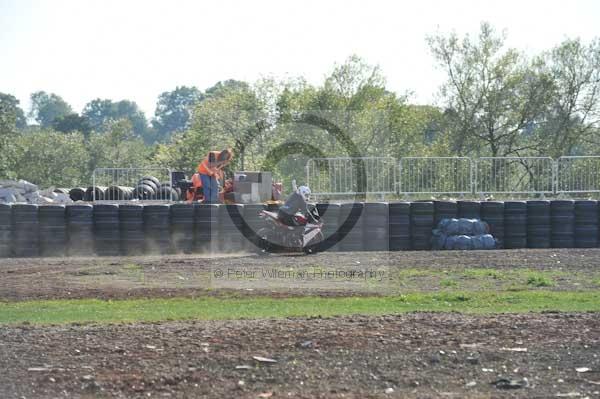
[298,185,311,201]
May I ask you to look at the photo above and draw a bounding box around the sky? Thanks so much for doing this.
[1,0,599,118]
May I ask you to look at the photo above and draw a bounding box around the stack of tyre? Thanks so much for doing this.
[363,202,388,251]
[338,202,364,251]
[434,201,457,226]
[219,204,245,252]
[316,203,341,252]
[66,204,94,256]
[526,200,551,248]
[0,204,12,257]
[242,204,266,251]
[551,200,575,248]
[12,204,39,257]
[119,204,145,255]
[171,203,195,253]
[105,186,134,201]
[504,201,527,249]
[481,201,505,247]
[388,202,410,251]
[39,205,67,257]
[410,202,434,250]
[143,204,172,254]
[69,187,86,202]
[85,186,107,201]
[159,182,181,202]
[458,200,481,219]
[574,200,598,248]
[94,204,120,256]
[195,204,219,253]
[133,176,180,201]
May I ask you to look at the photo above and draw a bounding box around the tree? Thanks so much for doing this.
[535,38,600,157]
[29,91,72,128]
[151,86,204,143]
[12,129,88,187]
[52,113,92,136]
[427,23,551,157]
[86,119,151,173]
[0,93,26,129]
[389,105,450,157]
[205,79,249,98]
[0,97,20,179]
[277,56,411,158]
[82,98,150,139]
[189,80,268,171]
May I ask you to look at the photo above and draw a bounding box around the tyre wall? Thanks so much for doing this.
[2,200,600,257]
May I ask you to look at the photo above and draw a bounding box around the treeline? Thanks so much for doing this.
[1,23,599,188]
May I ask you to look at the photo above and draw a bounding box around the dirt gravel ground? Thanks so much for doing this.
[1,249,599,398]
[1,249,600,300]
[1,313,599,398]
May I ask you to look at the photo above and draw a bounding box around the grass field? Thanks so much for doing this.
[2,290,599,325]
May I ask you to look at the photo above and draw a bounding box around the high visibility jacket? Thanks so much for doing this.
[197,151,222,177]
[197,150,233,178]
[191,173,202,188]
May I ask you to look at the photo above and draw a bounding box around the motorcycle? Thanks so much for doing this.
[256,206,324,254]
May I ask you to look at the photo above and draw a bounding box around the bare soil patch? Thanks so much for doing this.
[1,312,599,398]
[0,249,599,300]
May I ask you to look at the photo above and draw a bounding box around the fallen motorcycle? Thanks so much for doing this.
[256,207,324,254]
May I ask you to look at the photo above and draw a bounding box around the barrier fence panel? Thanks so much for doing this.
[475,157,554,195]
[557,156,600,194]
[92,167,174,202]
[398,157,473,195]
[306,157,397,199]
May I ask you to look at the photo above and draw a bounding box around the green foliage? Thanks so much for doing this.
[82,98,150,141]
[428,23,553,157]
[52,113,92,136]
[440,278,458,288]
[151,86,204,142]
[185,80,269,173]
[526,273,555,287]
[534,38,600,157]
[2,26,600,188]
[0,93,26,129]
[29,91,73,128]
[428,23,600,158]
[2,119,151,187]
[12,129,88,187]
[0,97,20,179]
[86,119,151,172]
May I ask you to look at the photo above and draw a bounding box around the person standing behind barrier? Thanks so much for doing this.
[197,149,233,204]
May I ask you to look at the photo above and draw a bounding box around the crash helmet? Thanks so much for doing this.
[298,185,311,201]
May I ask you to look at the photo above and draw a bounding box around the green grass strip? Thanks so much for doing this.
[1,291,599,325]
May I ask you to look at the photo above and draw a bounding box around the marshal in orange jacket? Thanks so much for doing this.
[197,149,233,179]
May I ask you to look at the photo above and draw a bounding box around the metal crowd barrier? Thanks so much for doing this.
[92,167,174,202]
[306,156,600,198]
[305,157,396,200]
[399,157,472,195]
[475,157,555,196]
[556,156,600,195]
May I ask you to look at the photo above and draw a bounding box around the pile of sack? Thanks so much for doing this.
[432,218,497,250]
[0,180,72,204]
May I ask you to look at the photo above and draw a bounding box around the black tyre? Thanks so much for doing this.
[141,175,161,188]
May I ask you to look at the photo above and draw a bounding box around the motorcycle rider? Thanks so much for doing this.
[277,180,319,226]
